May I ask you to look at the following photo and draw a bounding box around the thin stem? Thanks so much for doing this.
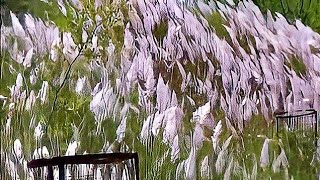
[48,24,100,124]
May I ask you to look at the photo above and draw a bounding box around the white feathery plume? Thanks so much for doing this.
[34,122,44,141]
[5,156,19,179]
[176,161,185,179]
[223,156,233,180]
[50,38,60,62]
[37,81,49,104]
[24,14,36,32]
[163,106,182,145]
[65,141,79,156]
[10,12,26,37]
[156,74,170,112]
[200,156,210,178]
[62,32,79,62]
[272,143,289,173]
[75,76,86,94]
[192,102,214,128]
[151,111,165,136]
[171,135,180,162]
[212,120,222,153]
[16,73,23,90]
[116,117,127,143]
[184,147,196,179]
[23,48,33,67]
[13,139,23,162]
[33,146,50,159]
[140,116,151,144]
[260,138,271,168]
[216,135,232,174]
[58,0,67,16]
[29,70,37,85]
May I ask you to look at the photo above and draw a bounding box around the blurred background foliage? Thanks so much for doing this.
[1,0,320,32]
[252,0,320,32]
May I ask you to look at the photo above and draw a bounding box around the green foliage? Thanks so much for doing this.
[252,0,320,32]
[206,11,230,39]
[0,53,15,95]
[153,20,169,42]
[290,56,307,76]
[214,0,320,32]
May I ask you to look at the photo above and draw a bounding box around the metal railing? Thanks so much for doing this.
[27,152,139,180]
[276,109,318,145]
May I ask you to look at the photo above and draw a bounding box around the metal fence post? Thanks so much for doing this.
[276,116,279,135]
[47,166,53,180]
[316,111,318,147]
[58,164,65,180]
[134,153,139,180]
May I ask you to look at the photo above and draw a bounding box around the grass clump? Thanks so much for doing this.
[290,56,307,76]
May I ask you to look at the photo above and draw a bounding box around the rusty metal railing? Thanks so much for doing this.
[27,152,139,180]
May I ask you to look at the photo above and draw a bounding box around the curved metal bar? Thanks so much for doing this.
[27,152,139,180]
[276,109,316,118]
[275,109,318,146]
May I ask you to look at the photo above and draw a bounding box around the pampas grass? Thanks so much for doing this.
[260,138,270,168]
